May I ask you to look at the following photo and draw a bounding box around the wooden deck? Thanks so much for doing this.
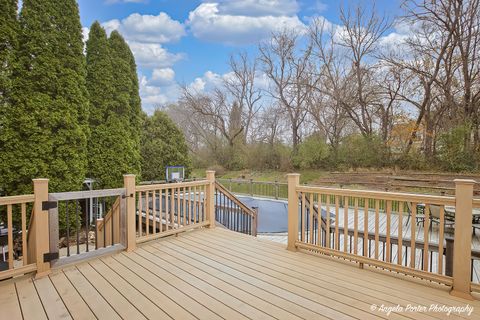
[1,228,479,320]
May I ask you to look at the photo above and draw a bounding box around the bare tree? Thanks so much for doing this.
[337,1,392,136]
[308,17,352,152]
[224,52,262,143]
[259,29,314,152]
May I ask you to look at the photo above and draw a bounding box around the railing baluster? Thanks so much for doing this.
[300,193,305,242]
[21,203,27,265]
[335,195,339,250]
[187,186,191,226]
[353,198,358,255]
[85,198,89,252]
[363,199,369,257]
[138,191,143,236]
[170,187,175,228]
[374,199,379,259]
[309,193,314,244]
[344,196,348,252]
[183,187,187,228]
[177,186,181,226]
[411,202,417,268]
[317,194,322,246]
[102,198,106,247]
[326,195,330,249]
[438,205,445,274]
[424,204,430,271]
[76,200,80,255]
[193,186,197,224]
[386,200,391,263]
[152,190,157,235]
[7,204,13,269]
[159,189,163,232]
[145,191,150,236]
[398,202,403,265]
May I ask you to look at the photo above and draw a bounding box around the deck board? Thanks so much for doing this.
[0,282,23,320]
[34,276,72,319]
[1,228,479,319]
[49,271,96,320]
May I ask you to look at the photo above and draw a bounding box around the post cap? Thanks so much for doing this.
[123,174,136,177]
[206,170,215,174]
[287,173,300,177]
[454,179,476,185]
[32,178,49,183]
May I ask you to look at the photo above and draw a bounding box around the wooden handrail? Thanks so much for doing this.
[215,181,256,217]
[136,180,209,192]
[215,180,257,236]
[296,185,456,206]
[0,194,34,206]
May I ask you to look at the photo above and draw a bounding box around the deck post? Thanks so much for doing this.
[206,171,216,228]
[124,174,136,252]
[287,173,300,251]
[450,179,475,300]
[33,178,51,278]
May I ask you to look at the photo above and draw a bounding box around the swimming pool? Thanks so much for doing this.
[237,196,334,233]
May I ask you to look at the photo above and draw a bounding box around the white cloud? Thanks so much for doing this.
[102,12,185,43]
[187,71,226,92]
[139,75,180,113]
[378,19,423,52]
[209,0,299,17]
[128,42,184,69]
[150,68,176,86]
[187,2,306,45]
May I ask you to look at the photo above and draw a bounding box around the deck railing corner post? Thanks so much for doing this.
[287,173,300,251]
[32,178,51,278]
[206,171,216,228]
[124,174,136,252]
[450,179,475,300]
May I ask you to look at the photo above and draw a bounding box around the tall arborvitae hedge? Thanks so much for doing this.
[0,0,89,194]
[86,22,118,188]
[0,0,18,109]
[107,31,141,183]
[85,28,141,188]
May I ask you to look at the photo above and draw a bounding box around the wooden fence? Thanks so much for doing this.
[287,173,478,299]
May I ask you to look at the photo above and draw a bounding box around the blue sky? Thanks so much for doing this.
[77,0,403,112]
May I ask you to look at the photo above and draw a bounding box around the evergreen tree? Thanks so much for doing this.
[141,110,192,181]
[108,31,141,181]
[86,22,113,126]
[0,0,89,194]
[85,22,118,188]
[0,0,18,109]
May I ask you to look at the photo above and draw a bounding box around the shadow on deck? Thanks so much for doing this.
[1,228,479,319]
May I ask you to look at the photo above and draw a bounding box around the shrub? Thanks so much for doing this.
[292,134,330,169]
[437,125,477,172]
[338,134,387,169]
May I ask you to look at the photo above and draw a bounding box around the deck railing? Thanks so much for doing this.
[0,194,36,280]
[134,176,214,244]
[287,173,477,300]
[215,181,257,236]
